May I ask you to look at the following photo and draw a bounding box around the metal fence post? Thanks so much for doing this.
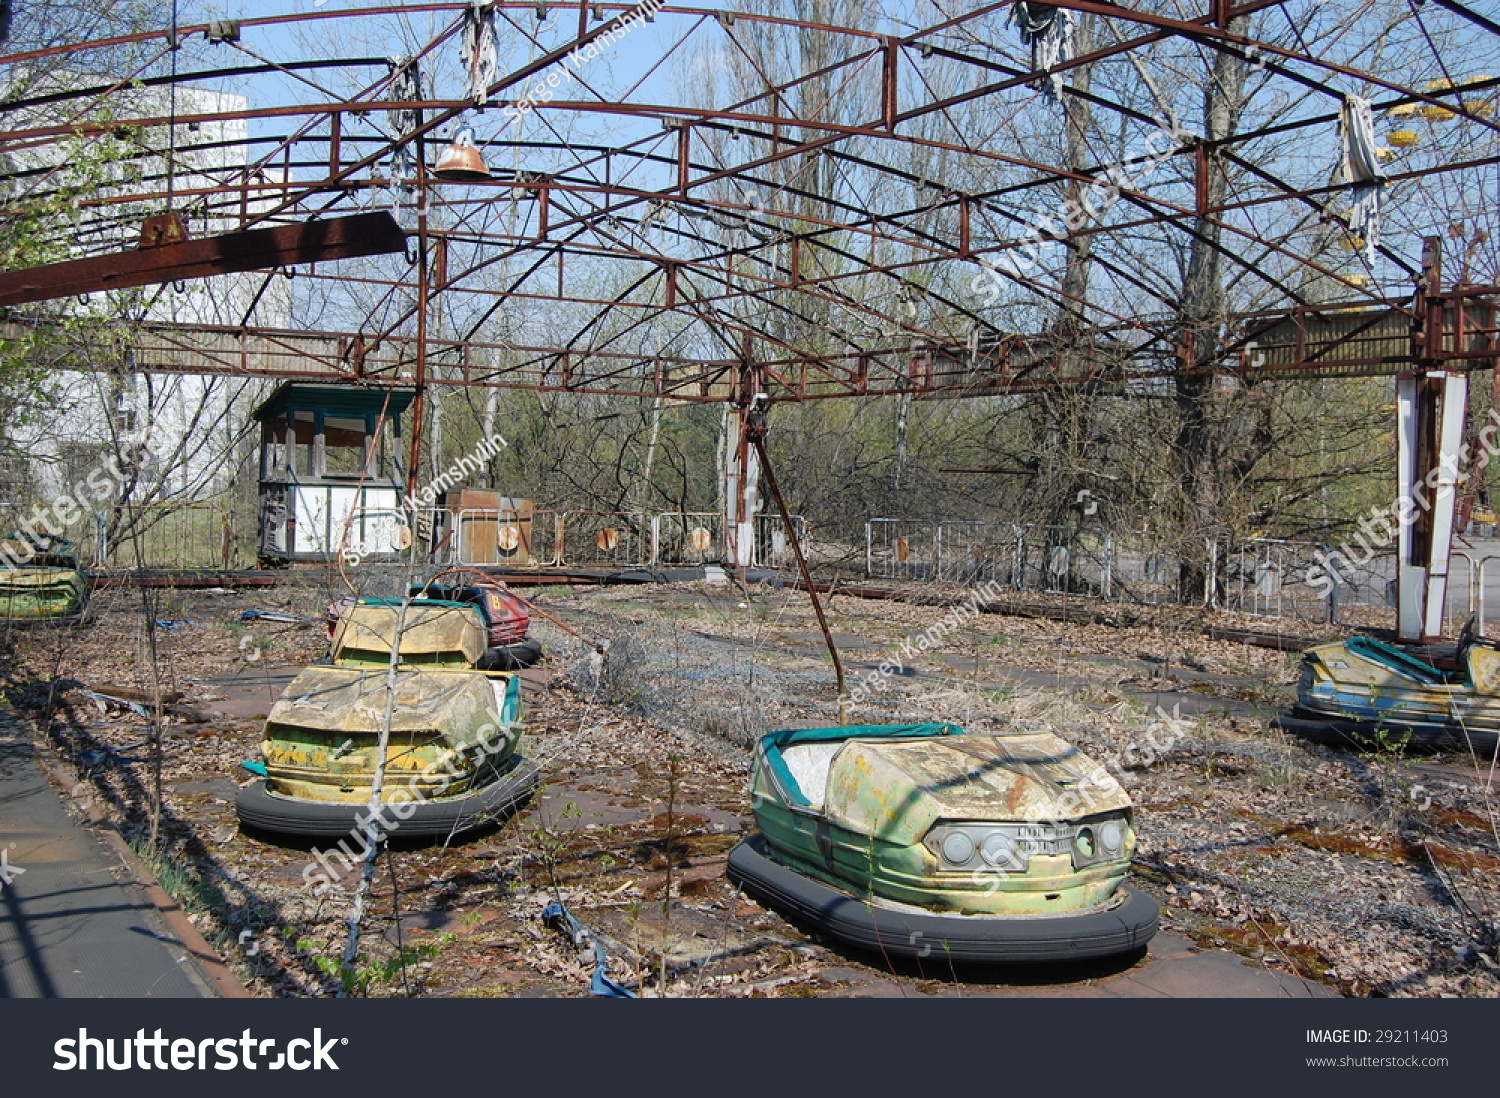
[1469,552,1481,625]
[1478,556,1491,635]
[1102,530,1113,600]
[1322,543,1339,624]
[1205,539,1215,607]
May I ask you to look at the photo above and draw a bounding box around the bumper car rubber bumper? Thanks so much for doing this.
[727,833,1157,964]
[1273,708,1497,755]
[237,756,539,839]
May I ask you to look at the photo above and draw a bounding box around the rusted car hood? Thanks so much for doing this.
[330,601,488,667]
[0,564,87,619]
[269,665,510,741]
[0,569,83,588]
[822,732,1129,846]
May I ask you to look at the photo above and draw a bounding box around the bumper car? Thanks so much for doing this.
[239,588,539,839]
[1275,624,1500,755]
[410,572,542,670]
[727,722,1158,964]
[0,533,87,622]
[236,665,535,839]
[324,572,542,671]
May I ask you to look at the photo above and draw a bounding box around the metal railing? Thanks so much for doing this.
[1220,537,1330,622]
[559,511,654,568]
[17,490,1500,632]
[102,503,255,570]
[755,514,807,569]
[865,518,1500,630]
[328,507,805,571]
[869,520,1152,600]
[656,512,723,565]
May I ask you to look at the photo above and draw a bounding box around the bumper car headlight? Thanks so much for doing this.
[928,823,1043,872]
[1069,816,1130,868]
[940,831,975,866]
[980,831,1025,871]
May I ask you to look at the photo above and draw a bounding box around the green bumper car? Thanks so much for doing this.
[0,533,87,622]
[728,722,1157,964]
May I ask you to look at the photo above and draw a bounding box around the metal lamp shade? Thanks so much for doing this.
[433,127,491,182]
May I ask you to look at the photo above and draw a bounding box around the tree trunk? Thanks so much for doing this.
[1174,17,1251,600]
[1029,14,1100,532]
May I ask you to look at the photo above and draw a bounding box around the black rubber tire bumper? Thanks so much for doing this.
[728,834,1157,964]
[236,756,539,839]
[476,637,544,671]
[1272,708,1498,755]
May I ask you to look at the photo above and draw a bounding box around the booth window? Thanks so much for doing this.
[324,415,369,476]
[292,410,316,477]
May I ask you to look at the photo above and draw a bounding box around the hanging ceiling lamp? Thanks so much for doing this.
[433,124,491,182]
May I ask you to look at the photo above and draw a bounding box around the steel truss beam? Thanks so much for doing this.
[0,1,1497,399]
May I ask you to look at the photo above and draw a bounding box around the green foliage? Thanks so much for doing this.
[340,941,444,998]
[1350,723,1413,758]
[0,120,146,433]
[287,929,446,997]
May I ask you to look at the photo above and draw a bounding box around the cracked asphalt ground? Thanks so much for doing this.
[1,576,1496,997]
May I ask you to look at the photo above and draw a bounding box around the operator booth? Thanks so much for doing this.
[253,382,414,563]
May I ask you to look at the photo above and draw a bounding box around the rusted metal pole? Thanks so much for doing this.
[406,140,431,500]
[747,415,847,724]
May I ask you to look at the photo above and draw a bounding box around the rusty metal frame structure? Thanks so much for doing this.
[2,0,1499,406]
